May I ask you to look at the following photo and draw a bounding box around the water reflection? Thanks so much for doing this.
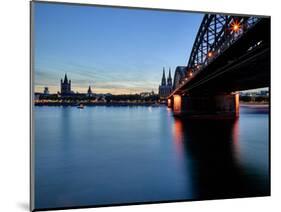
[232,118,240,162]
[171,116,269,199]
[172,118,184,158]
[35,106,269,209]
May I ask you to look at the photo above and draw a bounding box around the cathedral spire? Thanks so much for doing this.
[61,73,71,95]
[64,73,68,83]
[168,68,171,79]
[167,67,172,86]
[88,85,92,94]
[161,67,166,86]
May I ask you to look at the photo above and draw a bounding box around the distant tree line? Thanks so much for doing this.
[105,94,159,102]
[37,93,159,102]
[38,94,96,101]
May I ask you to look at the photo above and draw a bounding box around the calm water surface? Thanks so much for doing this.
[34,105,269,209]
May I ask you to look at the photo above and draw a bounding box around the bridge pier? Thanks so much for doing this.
[171,93,239,118]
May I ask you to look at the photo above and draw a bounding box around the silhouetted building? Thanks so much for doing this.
[34,93,40,101]
[60,74,71,95]
[140,90,155,98]
[43,87,49,95]
[159,67,173,99]
[167,68,172,87]
[87,85,93,97]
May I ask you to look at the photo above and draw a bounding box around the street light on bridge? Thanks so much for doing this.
[231,20,242,33]
[187,69,193,78]
[208,51,213,58]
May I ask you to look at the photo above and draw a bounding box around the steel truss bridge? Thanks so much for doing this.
[168,14,270,117]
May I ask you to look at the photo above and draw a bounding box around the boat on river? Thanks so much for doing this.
[77,104,84,109]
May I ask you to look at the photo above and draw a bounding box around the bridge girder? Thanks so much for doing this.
[187,14,260,75]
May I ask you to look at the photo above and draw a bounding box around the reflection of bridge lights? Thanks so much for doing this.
[172,118,184,156]
[167,98,172,107]
[235,93,240,117]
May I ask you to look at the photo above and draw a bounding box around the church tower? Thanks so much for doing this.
[167,67,172,86]
[60,73,71,95]
[87,85,92,94]
[87,85,93,97]
[161,67,166,86]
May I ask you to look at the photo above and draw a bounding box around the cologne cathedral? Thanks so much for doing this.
[158,67,173,99]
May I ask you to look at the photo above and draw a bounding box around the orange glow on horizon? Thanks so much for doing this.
[34,86,157,95]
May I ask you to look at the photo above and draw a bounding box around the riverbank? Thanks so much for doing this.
[240,101,269,106]
[35,101,269,107]
[34,101,164,107]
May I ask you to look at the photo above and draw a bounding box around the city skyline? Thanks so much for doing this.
[34,2,203,94]
[36,72,269,95]
[35,70,167,95]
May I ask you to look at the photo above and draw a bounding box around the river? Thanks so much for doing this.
[34,104,269,209]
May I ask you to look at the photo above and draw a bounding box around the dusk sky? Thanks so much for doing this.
[34,2,203,94]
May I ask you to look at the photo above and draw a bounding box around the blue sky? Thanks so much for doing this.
[34,2,203,94]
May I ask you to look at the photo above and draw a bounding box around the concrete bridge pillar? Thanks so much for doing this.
[172,95,182,113]
[171,93,239,118]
